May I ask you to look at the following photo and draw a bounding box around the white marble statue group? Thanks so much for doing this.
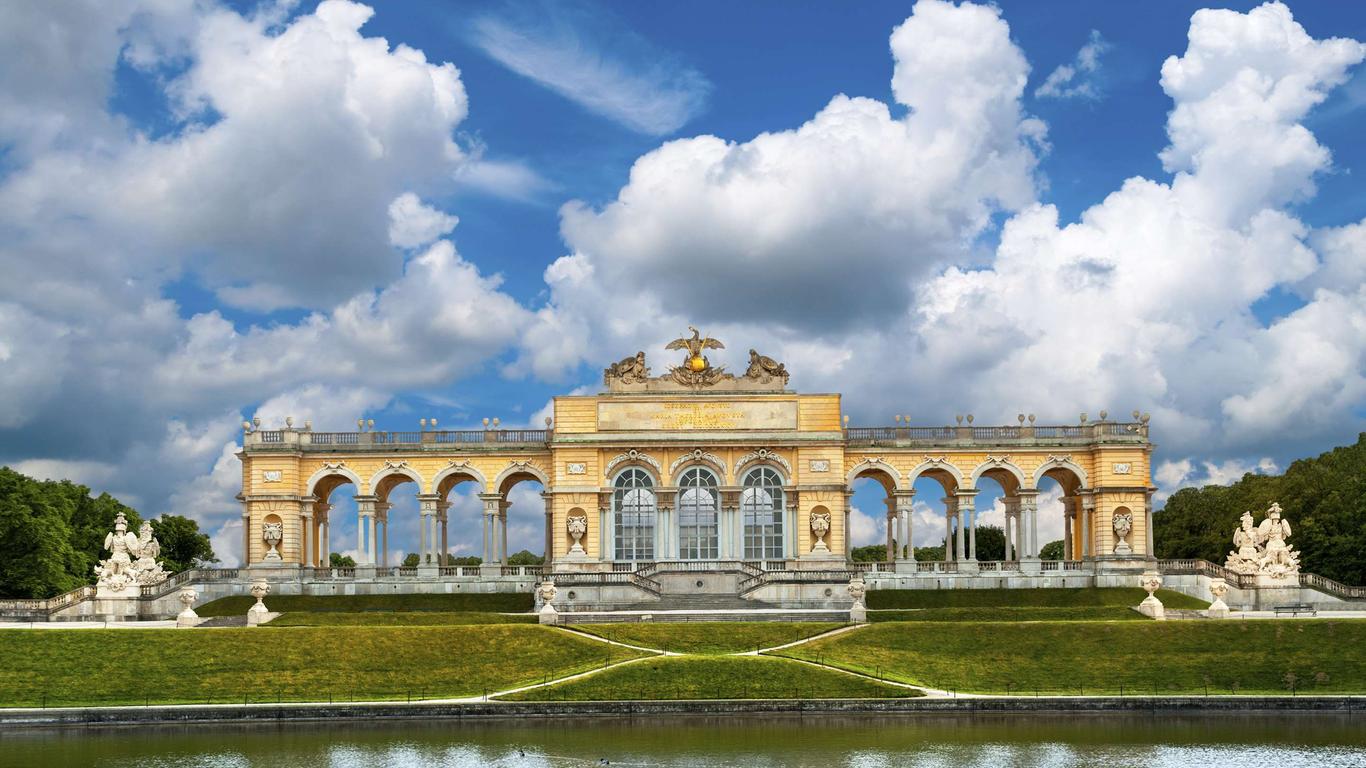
[1224,502,1300,579]
[94,511,168,593]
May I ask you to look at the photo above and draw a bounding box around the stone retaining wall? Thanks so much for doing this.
[3,696,1363,728]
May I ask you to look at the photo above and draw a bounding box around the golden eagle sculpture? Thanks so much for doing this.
[665,326,724,373]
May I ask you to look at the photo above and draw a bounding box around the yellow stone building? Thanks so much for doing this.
[237,331,1154,608]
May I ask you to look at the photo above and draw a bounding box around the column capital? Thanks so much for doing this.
[478,492,502,515]
[355,495,378,516]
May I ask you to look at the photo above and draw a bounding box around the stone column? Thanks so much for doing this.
[438,500,450,566]
[943,496,965,561]
[418,494,440,565]
[1081,494,1095,559]
[884,497,896,562]
[318,503,331,568]
[373,502,391,568]
[240,504,251,567]
[1143,492,1155,560]
[958,492,978,562]
[542,492,554,565]
[301,507,313,568]
[355,496,377,566]
[479,494,503,565]
[500,500,510,564]
[1003,499,1016,560]
[1018,491,1040,573]
[1062,497,1074,561]
[943,499,954,561]
[893,491,915,562]
[786,495,800,560]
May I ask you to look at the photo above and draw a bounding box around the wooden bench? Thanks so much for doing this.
[1272,604,1316,617]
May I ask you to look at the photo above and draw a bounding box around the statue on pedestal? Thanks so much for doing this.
[537,581,559,625]
[132,521,168,585]
[1111,512,1133,555]
[1138,571,1165,620]
[94,513,141,594]
[1223,503,1301,579]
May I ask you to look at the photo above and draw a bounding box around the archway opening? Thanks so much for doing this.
[308,472,357,569]
[498,470,547,566]
[1037,466,1085,561]
[848,468,898,562]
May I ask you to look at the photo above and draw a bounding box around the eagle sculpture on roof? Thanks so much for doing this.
[665,326,724,373]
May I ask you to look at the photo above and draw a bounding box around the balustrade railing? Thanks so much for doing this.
[247,428,551,450]
[0,585,96,618]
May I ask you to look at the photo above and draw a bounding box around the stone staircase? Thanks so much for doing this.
[557,607,851,624]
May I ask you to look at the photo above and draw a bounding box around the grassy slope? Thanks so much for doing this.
[196,592,532,617]
[270,611,537,626]
[866,587,1208,610]
[775,620,1366,694]
[570,622,844,654]
[868,607,1144,622]
[500,655,919,701]
[0,625,646,707]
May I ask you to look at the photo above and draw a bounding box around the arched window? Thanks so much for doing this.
[741,467,785,560]
[613,468,656,562]
[677,466,719,560]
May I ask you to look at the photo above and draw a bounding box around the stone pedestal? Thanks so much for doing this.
[176,586,200,628]
[539,603,559,625]
[1019,557,1041,575]
[246,579,272,626]
[418,564,439,580]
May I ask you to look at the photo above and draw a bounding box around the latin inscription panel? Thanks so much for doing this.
[598,400,798,431]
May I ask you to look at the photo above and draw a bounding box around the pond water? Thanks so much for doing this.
[3,712,1363,768]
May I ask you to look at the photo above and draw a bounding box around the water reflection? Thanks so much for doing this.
[3,713,1363,768]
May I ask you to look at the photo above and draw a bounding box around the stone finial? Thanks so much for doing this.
[1028,414,1036,424]
[431,418,438,428]
[285,416,294,428]
[1099,410,1108,420]
[242,421,252,432]
[1132,410,1141,420]
[895,414,902,424]
[966,414,974,424]
[955,414,963,425]
[1017,414,1025,425]
[366,419,374,430]
[252,417,261,427]
[1080,413,1088,424]
[420,418,427,429]
[545,417,553,428]
[482,417,490,428]
[492,417,501,427]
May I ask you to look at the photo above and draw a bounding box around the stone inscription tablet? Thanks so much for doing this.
[598,400,798,431]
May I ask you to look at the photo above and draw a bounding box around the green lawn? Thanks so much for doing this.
[867,607,1145,622]
[866,587,1208,610]
[500,655,920,701]
[569,622,844,653]
[196,592,532,617]
[773,620,1366,695]
[0,625,647,707]
[270,611,537,626]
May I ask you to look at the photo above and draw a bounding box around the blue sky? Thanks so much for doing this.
[1,0,1364,564]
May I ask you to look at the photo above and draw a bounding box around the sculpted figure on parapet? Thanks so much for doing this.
[745,349,789,385]
[604,351,650,385]
[1224,502,1301,579]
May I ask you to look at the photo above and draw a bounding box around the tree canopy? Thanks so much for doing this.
[1154,433,1366,585]
[0,467,216,598]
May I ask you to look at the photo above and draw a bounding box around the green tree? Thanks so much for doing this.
[445,555,481,566]
[0,468,85,598]
[402,553,421,567]
[850,544,887,562]
[150,515,216,573]
[329,552,357,568]
[973,525,1006,561]
[1155,433,1366,585]
[507,549,545,565]
[1039,539,1064,561]
[913,545,946,561]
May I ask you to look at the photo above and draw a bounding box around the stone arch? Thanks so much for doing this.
[846,458,901,493]
[494,461,551,496]
[905,456,965,493]
[1032,455,1088,493]
[970,457,1027,495]
[605,450,663,485]
[734,448,793,481]
[432,462,488,496]
[669,449,728,485]
[306,464,363,499]
[369,462,425,502]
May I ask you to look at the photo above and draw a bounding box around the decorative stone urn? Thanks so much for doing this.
[247,579,271,626]
[1112,512,1133,555]
[176,586,200,628]
[848,576,868,624]
[262,522,284,562]
[537,580,559,625]
[566,515,588,556]
[1137,571,1165,620]
[810,511,831,553]
[1207,577,1230,619]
